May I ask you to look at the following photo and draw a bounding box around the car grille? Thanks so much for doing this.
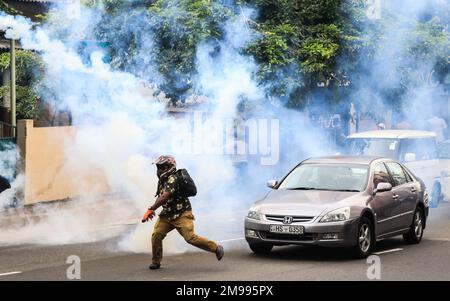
[259,231,315,241]
[265,214,315,223]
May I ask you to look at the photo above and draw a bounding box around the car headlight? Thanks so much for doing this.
[320,207,351,223]
[247,210,262,220]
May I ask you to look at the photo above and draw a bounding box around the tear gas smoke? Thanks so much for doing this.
[0,5,282,252]
[351,0,449,130]
[0,142,22,209]
[0,0,448,254]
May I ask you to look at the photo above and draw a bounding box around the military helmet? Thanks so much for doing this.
[153,155,177,167]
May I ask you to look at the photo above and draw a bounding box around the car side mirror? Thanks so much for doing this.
[373,182,392,195]
[266,180,278,189]
[404,153,416,162]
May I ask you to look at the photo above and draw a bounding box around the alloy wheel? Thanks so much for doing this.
[414,211,423,238]
[359,224,371,253]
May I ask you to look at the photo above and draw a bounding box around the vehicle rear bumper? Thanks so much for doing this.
[245,217,359,247]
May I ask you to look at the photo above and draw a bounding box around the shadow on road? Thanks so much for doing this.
[247,237,410,262]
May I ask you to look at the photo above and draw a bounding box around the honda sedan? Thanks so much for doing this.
[245,156,429,258]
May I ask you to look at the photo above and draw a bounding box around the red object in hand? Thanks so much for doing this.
[142,209,155,223]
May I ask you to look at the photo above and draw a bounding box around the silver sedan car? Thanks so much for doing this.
[245,156,429,258]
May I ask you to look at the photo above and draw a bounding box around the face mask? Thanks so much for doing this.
[156,167,165,178]
[157,164,171,178]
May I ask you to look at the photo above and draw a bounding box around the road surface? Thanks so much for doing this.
[1,203,450,281]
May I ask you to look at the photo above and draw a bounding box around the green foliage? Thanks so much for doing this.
[0,50,44,83]
[350,6,450,113]
[95,0,233,103]
[0,51,44,119]
[298,24,340,74]
[2,0,447,120]
[408,19,449,81]
[148,0,233,100]
[250,23,298,66]
[247,0,447,109]
[241,0,367,107]
[0,0,20,15]
[0,86,40,119]
[96,0,448,110]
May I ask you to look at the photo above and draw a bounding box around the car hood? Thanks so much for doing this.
[253,189,362,217]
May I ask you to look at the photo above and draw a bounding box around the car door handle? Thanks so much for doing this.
[411,187,417,193]
[393,194,399,200]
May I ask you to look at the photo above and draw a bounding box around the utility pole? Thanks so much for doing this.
[10,38,16,138]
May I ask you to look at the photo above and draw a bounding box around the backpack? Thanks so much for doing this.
[176,169,197,197]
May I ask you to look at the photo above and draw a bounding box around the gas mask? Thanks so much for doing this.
[156,164,175,179]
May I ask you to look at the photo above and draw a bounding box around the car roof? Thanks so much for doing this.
[347,130,436,139]
[303,155,382,165]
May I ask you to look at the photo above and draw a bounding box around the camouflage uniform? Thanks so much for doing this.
[157,173,192,221]
[151,171,218,265]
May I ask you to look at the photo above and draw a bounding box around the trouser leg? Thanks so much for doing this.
[173,211,218,253]
[151,217,175,264]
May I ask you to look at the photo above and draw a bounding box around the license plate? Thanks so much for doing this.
[269,225,304,235]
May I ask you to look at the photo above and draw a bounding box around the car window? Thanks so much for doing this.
[403,168,413,182]
[399,138,437,161]
[345,138,398,159]
[385,162,408,186]
[278,164,368,191]
[373,163,392,188]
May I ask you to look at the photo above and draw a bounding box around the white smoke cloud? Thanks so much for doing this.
[0,4,275,253]
[353,0,449,129]
[0,13,32,40]
[0,142,21,209]
[1,0,446,255]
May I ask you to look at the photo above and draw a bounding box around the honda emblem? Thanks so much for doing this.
[283,216,293,224]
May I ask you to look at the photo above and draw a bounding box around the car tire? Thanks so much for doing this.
[430,183,442,208]
[403,207,424,244]
[352,217,374,259]
[248,243,273,254]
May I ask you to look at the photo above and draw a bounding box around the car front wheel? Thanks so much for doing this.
[248,243,273,254]
[403,207,424,244]
[352,217,374,259]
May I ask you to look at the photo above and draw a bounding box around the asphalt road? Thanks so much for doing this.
[1,203,450,281]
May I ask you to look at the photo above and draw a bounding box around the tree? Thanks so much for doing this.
[2,0,447,119]
[46,0,450,114]
[0,0,50,122]
[95,0,233,103]
[350,3,450,116]
[242,0,367,108]
[406,18,449,87]
[0,50,44,119]
[0,0,20,15]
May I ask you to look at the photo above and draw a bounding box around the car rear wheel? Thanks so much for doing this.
[248,243,273,254]
[352,217,374,259]
[403,207,424,244]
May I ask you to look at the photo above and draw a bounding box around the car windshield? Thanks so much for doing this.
[278,164,368,192]
[345,138,398,159]
[398,138,437,161]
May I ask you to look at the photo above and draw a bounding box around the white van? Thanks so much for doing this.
[346,130,449,207]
